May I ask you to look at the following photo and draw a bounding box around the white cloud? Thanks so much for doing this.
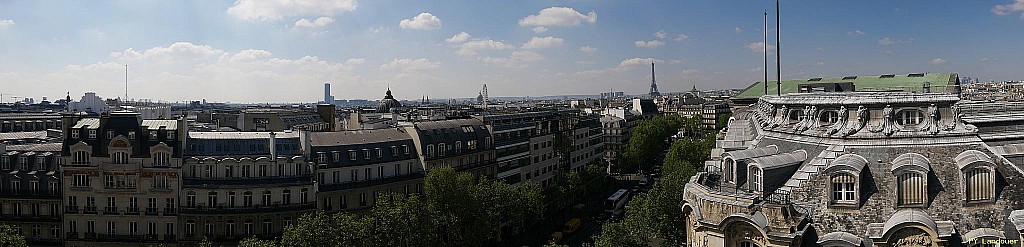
[518,7,597,27]
[521,36,564,49]
[993,0,1024,19]
[0,19,14,29]
[877,37,912,46]
[380,58,441,72]
[654,30,667,39]
[445,32,471,43]
[294,17,335,28]
[576,60,595,64]
[482,50,544,68]
[455,39,514,57]
[227,0,357,21]
[681,69,699,76]
[532,26,548,33]
[618,57,663,69]
[634,40,665,48]
[929,58,947,65]
[735,27,743,33]
[674,34,689,41]
[579,46,597,53]
[41,42,368,102]
[746,42,775,53]
[400,12,442,30]
[669,59,683,65]
[846,30,866,36]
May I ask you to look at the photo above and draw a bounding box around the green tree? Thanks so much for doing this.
[369,193,434,246]
[239,237,280,247]
[280,213,371,247]
[0,224,27,247]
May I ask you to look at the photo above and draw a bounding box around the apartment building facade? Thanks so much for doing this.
[0,142,63,246]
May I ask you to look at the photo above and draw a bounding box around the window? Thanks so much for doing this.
[73,174,90,187]
[896,110,923,125]
[148,222,156,235]
[128,131,135,139]
[317,153,326,163]
[243,191,253,207]
[359,193,367,207]
[153,152,170,166]
[259,165,268,177]
[186,192,196,207]
[426,145,434,157]
[73,151,89,164]
[455,141,462,153]
[404,145,409,155]
[831,174,857,203]
[166,222,174,235]
[106,131,114,139]
[349,150,357,160]
[439,143,447,156]
[379,166,385,178]
[350,169,358,181]
[364,168,371,180]
[376,148,382,158]
[363,149,370,160]
[226,221,235,235]
[88,130,96,139]
[129,221,138,235]
[167,131,175,139]
[391,146,398,157]
[749,167,762,193]
[332,152,340,162]
[300,188,309,204]
[108,221,116,234]
[282,189,291,205]
[208,192,218,207]
[964,167,995,202]
[395,164,401,176]
[153,175,169,189]
[185,221,195,236]
[262,219,273,234]
[339,195,348,209]
[897,172,926,206]
[739,241,758,247]
[147,198,157,211]
[261,191,271,206]
[228,192,237,207]
[72,130,79,139]
[111,151,129,164]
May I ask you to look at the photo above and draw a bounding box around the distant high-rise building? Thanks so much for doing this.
[324,82,333,104]
[650,62,661,98]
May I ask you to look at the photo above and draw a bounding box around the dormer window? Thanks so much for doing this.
[150,131,158,140]
[891,153,930,207]
[72,130,80,139]
[106,131,114,139]
[348,150,357,161]
[88,130,97,139]
[826,154,868,207]
[896,109,923,125]
[439,143,447,156]
[955,150,997,204]
[167,131,175,140]
[128,131,136,139]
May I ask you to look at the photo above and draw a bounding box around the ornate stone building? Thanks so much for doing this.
[61,112,185,246]
[0,142,63,246]
[179,131,314,246]
[683,92,1024,246]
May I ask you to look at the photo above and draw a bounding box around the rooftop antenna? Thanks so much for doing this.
[764,11,769,95]
[125,64,129,106]
[775,0,782,96]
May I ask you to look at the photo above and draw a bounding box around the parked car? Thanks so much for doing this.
[564,218,582,234]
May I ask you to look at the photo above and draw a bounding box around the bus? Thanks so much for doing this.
[604,189,629,212]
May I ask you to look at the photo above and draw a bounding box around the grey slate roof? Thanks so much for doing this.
[189,131,300,140]
[1011,210,1024,231]
[0,131,48,141]
[142,119,178,130]
[827,153,868,173]
[310,128,412,146]
[5,143,62,152]
[749,150,807,170]
[954,150,993,170]
[723,145,779,161]
[890,152,931,172]
[71,118,101,129]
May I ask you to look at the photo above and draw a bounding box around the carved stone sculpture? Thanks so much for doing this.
[826,106,848,136]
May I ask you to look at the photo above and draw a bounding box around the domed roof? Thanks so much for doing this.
[376,88,403,113]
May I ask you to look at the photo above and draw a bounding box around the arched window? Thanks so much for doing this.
[826,154,867,207]
[738,240,758,247]
[831,174,856,203]
[748,167,762,193]
[73,151,90,164]
[439,143,447,156]
[426,145,434,157]
[111,151,129,164]
[820,111,840,125]
[891,153,930,207]
[896,109,923,125]
[956,150,997,204]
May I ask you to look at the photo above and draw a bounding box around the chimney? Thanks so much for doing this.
[269,132,277,161]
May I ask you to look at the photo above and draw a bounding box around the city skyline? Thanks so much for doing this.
[1,0,1023,103]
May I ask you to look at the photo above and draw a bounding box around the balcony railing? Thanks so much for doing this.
[84,232,97,240]
[83,206,97,214]
[97,233,143,241]
[103,206,118,214]
[66,232,79,240]
[182,175,313,188]
[65,206,80,214]
[0,213,61,222]
[180,202,316,214]
[126,207,140,215]
[145,208,159,215]
[318,172,424,192]
[163,208,177,215]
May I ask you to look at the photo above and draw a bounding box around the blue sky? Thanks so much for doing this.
[1,0,1023,103]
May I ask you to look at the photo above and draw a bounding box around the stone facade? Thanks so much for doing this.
[683,92,1024,247]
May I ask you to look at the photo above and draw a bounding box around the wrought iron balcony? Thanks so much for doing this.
[318,172,424,192]
[83,206,98,214]
[180,202,315,214]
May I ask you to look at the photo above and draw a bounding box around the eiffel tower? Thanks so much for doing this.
[649,62,661,98]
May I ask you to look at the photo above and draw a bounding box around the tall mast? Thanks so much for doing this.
[775,0,782,96]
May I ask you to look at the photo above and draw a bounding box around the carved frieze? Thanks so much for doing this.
[826,106,849,136]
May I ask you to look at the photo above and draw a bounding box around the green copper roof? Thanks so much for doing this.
[736,73,959,99]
